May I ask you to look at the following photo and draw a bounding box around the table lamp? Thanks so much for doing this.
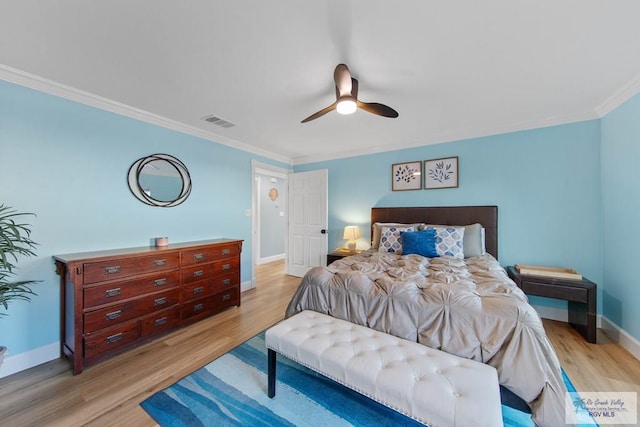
[343,225,361,253]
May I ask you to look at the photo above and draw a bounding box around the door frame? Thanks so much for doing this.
[251,160,291,289]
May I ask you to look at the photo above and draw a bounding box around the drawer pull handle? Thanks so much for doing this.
[106,333,122,344]
[106,310,122,320]
[154,278,167,286]
[193,253,204,261]
[154,297,167,306]
[193,270,204,278]
[105,288,121,298]
[155,317,168,327]
[105,266,121,275]
[193,287,204,295]
[193,303,204,312]
[222,279,231,286]
[221,249,231,255]
[153,259,166,267]
[222,264,231,271]
[222,294,231,301]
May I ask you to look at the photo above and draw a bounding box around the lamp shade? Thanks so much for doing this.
[343,225,361,241]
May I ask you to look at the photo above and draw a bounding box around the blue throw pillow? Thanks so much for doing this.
[400,229,439,258]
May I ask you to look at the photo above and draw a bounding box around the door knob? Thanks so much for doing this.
[321,229,327,234]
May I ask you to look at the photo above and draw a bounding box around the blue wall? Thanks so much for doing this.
[0,80,286,357]
[2,74,639,366]
[601,92,640,341]
[296,121,603,314]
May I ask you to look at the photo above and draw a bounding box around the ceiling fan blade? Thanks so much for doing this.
[357,101,399,118]
[301,102,338,123]
[334,64,352,98]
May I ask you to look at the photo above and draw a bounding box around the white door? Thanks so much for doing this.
[287,169,328,277]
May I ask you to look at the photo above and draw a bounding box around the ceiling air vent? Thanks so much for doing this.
[202,114,236,128]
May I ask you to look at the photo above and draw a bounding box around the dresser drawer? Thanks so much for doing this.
[83,253,180,285]
[181,259,239,285]
[141,306,181,338]
[181,244,239,267]
[181,272,239,302]
[84,319,140,360]
[181,288,239,321]
[84,289,179,333]
[84,271,180,308]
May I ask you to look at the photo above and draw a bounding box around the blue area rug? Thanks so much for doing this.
[141,332,596,426]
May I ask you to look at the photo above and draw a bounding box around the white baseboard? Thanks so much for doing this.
[600,316,640,361]
[2,281,256,378]
[532,304,568,322]
[533,305,640,361]
[241,279,255,292]
[0,342,60,378]
[256,253,285,265]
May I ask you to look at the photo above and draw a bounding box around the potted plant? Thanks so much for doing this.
[0,204,39,368]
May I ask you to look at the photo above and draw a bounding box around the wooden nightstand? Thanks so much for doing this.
[327,249,362,265]
[506,266,597,343]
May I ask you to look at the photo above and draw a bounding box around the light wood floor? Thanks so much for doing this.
[1,260,639,426]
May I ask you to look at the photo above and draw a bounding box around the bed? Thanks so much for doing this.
[285,206,567,427]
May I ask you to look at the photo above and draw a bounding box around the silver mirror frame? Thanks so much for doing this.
[127,153,192,207]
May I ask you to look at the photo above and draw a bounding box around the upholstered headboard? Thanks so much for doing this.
[371,206,498,259]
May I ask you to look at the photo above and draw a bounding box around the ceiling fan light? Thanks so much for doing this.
[336,97,357,115]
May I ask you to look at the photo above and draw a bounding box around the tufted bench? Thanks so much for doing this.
[266,310,503,427]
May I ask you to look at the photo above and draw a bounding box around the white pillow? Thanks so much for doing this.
[429,226,465,258]
[378,226,416,254]
[371,222,424,249]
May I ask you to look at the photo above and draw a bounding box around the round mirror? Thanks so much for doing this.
[127,154,192,207]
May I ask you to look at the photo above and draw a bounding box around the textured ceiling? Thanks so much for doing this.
[1,1,640,164]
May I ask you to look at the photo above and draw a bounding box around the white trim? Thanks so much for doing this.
[533,310,640,362]
[532,304,568,323]
[594,72,640,117]
[0,342,60,378]
[0,64,292,165]
[240,279,254,293]
[292,111,598,165]
[251,161,290,289]
[600,316,640,361]
[256,253,285,265]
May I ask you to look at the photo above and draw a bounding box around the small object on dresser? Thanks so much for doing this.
[515,264,582,280]
[155,237,169,247]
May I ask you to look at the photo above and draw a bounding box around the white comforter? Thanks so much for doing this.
[285,251,568,427]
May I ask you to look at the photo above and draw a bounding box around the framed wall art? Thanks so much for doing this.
[424,156,458,189]
[392,161,422,191]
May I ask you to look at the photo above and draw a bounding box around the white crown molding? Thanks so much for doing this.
[5,63,633,168]
[0,64,292,165]
[293,111,598,165]
[595,72,640,118]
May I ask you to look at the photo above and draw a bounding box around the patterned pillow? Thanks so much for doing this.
[425,223,484,258]
[371,222,424,249]
[429,226,465,258]
[378,226,416,254]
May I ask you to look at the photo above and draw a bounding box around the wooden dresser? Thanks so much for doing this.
[54,238,242,374]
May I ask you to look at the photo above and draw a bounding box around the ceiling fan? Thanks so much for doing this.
[301,64,399,123]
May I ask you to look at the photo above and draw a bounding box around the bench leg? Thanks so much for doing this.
[268,349,276,398]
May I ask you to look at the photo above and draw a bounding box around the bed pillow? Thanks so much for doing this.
[426,223,485,258]
[371,222,424,249]
[428,226,465,258]
[400,229,438,258]
[378,226,416,254]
